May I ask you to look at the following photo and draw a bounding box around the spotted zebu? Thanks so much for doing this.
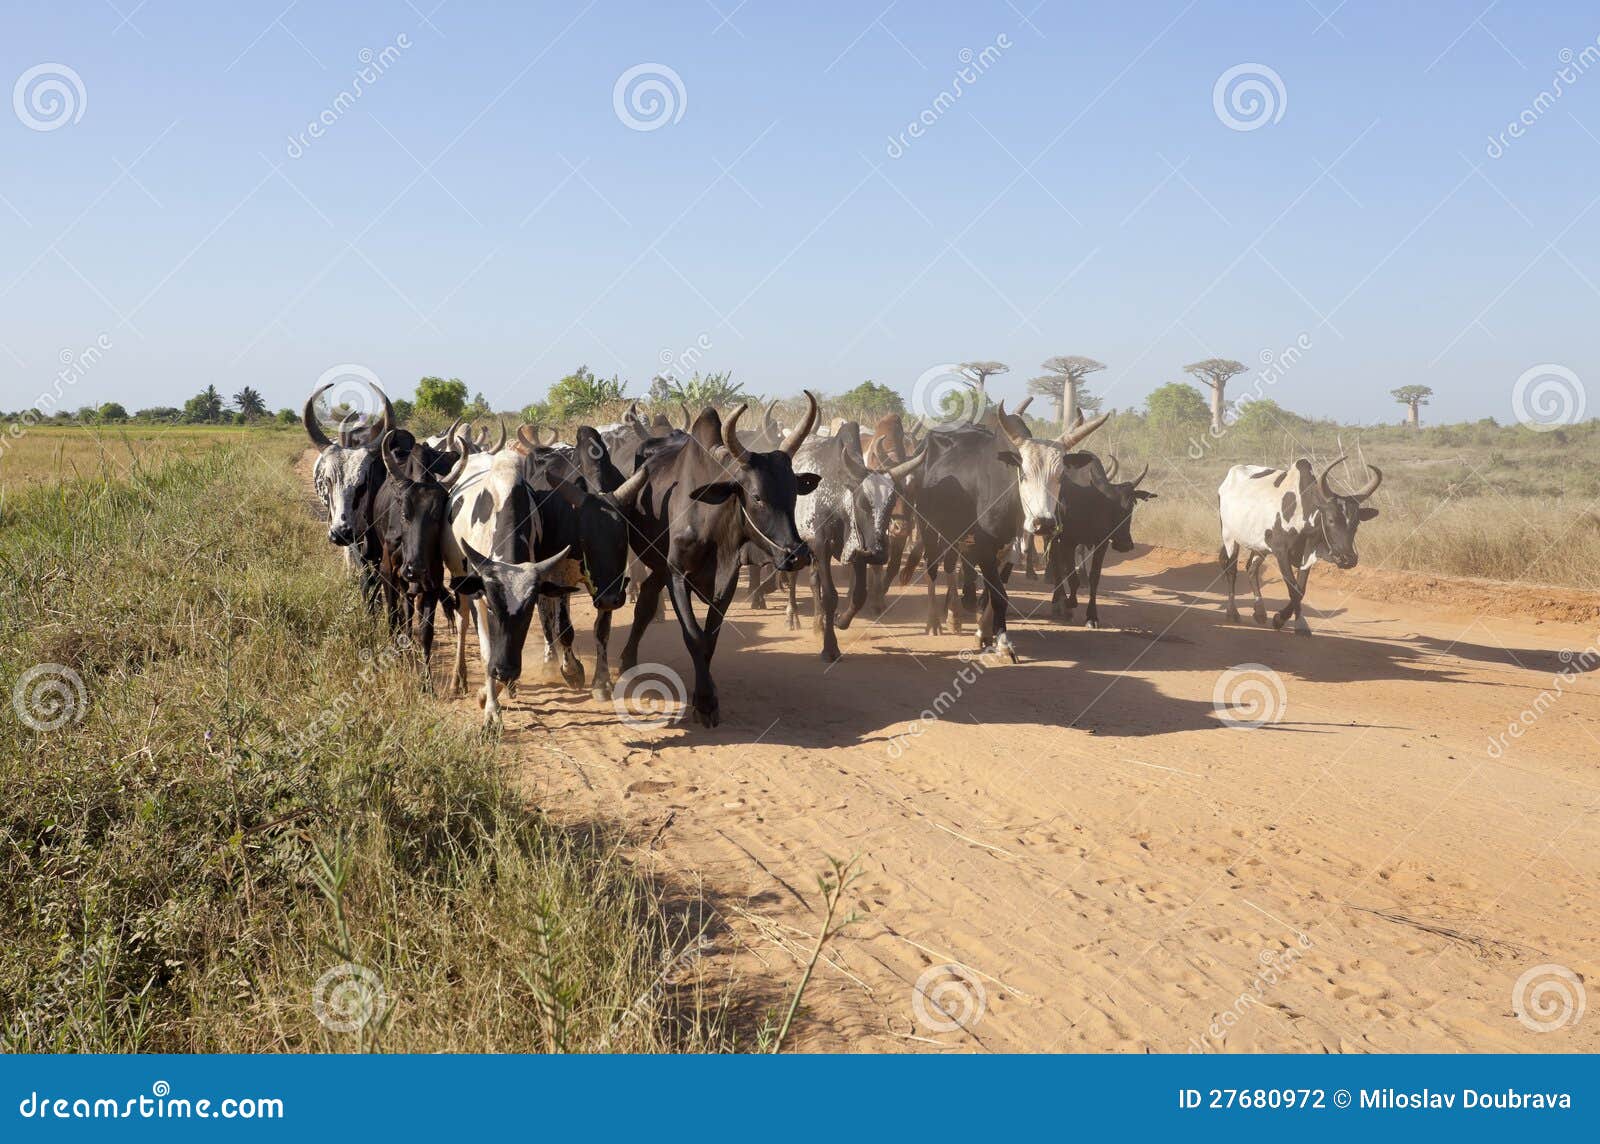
[304,383,395,606]
[1218,456,1382,634]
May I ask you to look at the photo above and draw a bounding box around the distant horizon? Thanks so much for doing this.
[4,3,1597,430]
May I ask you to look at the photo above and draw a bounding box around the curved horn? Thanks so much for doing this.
[380,429,408,478]
[1060,411,1110,450]
[516,423,540,452]
[679,401,693,431]
[887,443,928,482]
[995,400,1030,449]
[533,545,573,577]
[302,384,334,448]
[488,418,508,455]
[337,410,364,448]
[722,402,752,464]
[763,398,781,433]
[1350,462,1382,501]
[869,433,893,467]
[1317,454,1350,499]
[1128,460,1149,489]
[440,431,472,489]
[780,390,819,456]
[839,424,869,481]
[367,385,396,445]
[609,464,649,509]
[1104,453,1119,480]
[1015,395,1034,416]
[442,416,463,445]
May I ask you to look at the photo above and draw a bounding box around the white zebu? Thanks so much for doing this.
[1218,455,1381,634]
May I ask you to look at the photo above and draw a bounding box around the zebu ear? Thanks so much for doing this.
[997,451,1021,468]
[1358,506,1379,521]
[452,574,484,596]
[689,481,739,504]
[1136,490,1157,501]
[795,472,821,495]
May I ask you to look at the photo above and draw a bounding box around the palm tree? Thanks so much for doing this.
[233,386,267,420]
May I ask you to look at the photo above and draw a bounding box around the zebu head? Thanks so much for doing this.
[547,472,632,613]
[456,539,571,684]
[1098,455,1156,552]
[1306,456,1382,569]
[695,391,823,573]
[838,427,926,565]
[305,383,393,546]
[995,401,1110,535]
[381,430,469,594]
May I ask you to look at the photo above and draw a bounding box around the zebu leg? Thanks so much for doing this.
[1084,541,1110,629]
[1269,548,1306,634]
[665,569,720,728]
[1220,540,1242,623]
[1248,552,1268,624]
[473,596,503,727]
[837,556,869,630]
[555,595,585,687]
[590,608,615,701]
[620,567,667,673]
[813,548,842,662]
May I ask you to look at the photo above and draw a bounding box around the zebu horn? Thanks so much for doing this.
[489,418,508,454]
[1317,454,1350,499]
[780,390,819,457]
[302,383,334,448]
[380,429,409,478]
[609,464,649,509]
[516,423,540,452]
[1060,411,1110,450]
[1104,453,1119,480]
[679,401,693,431]
[995,400,1029,448]
[1129,460,1149,489]
[1351,462,1382,501]
[887,443,928,481]
[722,402,752,464]
[441,429,472,489]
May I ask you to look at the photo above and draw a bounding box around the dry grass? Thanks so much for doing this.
[1086,414,1600,591]
[0,430,741,1052]
[0,424,284,494]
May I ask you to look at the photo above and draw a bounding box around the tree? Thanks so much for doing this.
[650,370,745,408]
[97,401,128,421]
[546,365,627,419]
[275,408,297,425]
[1392,384,1432,429]
[391,397,414,423]
[1030,356,1105,428]
[136,406,181,422]
[1145,382,1210,431]
[232,386,267,420]
[415,376,468,417]
[957,360,1008,400]
[463,391,491,420]
[836,380,904,420]
[183,385,224,423]
[1183,358,1248,434]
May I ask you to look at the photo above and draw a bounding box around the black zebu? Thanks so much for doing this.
[613,394,821,726]
[903,420,1025,659]
[373,429,470,667]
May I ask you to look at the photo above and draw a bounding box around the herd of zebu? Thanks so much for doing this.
[305,384,1382,728]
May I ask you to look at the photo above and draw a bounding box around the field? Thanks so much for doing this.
[3,423,1596,1053]
[0,428,740,1052]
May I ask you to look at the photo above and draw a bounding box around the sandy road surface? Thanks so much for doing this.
[448,542,1598,1053]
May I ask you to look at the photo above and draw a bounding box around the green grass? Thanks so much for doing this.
[0,435,736,1052]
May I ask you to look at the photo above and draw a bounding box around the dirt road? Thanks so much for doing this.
[466,545,1599,1052]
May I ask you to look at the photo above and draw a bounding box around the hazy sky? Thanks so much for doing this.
[2,1,1597,423]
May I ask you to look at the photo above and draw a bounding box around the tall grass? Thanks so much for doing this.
[0,435,735,1052]
[1077,411,1600,589]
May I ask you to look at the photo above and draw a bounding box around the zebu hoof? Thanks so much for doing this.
[835,612,854,631]
[785,611,802,631]
[820,646,841,664]
[1253,610,1268,625]
[1294,621,1313,636]
[1225,609,1241,624]
[1271,614,1287,630]
[591,681,613,702]
[561,661,587,689]
[1085,618,1100,630]
[925,620,944,636]
[690,700,720,728]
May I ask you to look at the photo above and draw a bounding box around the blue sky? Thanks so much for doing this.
[2,0,1597,423]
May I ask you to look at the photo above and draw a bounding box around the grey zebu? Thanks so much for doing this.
[785,423,926,660]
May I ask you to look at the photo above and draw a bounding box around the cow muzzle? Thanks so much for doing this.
[1028,517,1056,537]
[328,525,354,546]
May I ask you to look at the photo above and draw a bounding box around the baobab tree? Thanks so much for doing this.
[1392,384,1432,428]
[1183,358,1248,434]
[1029,356,1105,429]
[957,361,1009,401]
